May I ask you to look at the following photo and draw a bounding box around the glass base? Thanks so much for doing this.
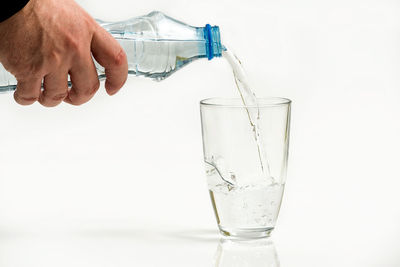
[218,226,274,239]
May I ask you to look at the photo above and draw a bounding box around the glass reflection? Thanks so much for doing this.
[214,238,280,267]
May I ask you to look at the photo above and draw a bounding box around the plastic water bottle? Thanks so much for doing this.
[0,11,224,93]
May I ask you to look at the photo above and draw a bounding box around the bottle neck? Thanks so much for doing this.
[203,24,224,60]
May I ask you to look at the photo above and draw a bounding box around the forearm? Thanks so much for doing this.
[0,0,30,23]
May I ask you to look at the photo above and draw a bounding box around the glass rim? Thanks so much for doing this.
[200,97,291,108]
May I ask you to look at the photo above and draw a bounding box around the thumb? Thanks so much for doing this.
[91,26,128,95]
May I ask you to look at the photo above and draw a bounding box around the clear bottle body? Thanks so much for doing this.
[0,11,223,93]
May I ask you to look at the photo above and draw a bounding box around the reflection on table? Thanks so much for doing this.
[214,238,280,267]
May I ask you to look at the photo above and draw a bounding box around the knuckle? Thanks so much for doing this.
[42,90,68,102]
[65,36,81,53]
[12,64,44,79]
[66,94,84,106]
[47,51,63,68]
[83,15,97,30]
[14,92,38,105]
[77,82,100,97]
[3,55,45,78]
[5,55,21,68]
[67,90,91,106]
[19,67,43,79]
[91,80,100,93]
[112,49,127,67]
[51,92,68,101]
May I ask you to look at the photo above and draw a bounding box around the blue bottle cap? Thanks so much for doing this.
[204,24,223,60]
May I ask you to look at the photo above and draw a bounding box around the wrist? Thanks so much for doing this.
[0,0,36,38]
[0,0,31,24]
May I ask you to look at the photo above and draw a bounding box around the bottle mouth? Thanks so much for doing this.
[204,24,223,60]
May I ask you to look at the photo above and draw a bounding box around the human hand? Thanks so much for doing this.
[0,0,128,107]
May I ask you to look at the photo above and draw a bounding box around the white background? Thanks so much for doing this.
[0,0,400,266]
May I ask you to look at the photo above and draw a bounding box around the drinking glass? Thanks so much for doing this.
[200,97,291,238]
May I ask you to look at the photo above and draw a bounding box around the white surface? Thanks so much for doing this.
[1,0,400,266]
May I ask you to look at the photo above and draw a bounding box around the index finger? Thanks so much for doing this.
[91,26,128,95]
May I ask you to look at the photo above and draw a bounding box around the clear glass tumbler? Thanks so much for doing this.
[200,98,291,239]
